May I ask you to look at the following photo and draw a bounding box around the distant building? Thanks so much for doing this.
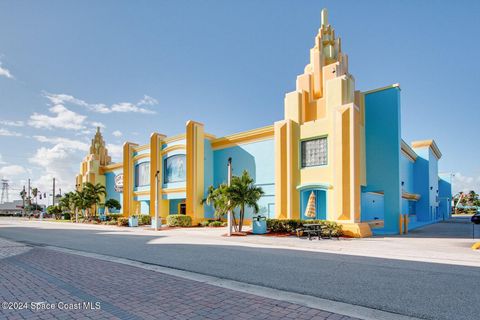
[76,9,451,236]
[0,200,24,215]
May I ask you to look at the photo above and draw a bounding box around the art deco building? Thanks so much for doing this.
[76,9,452,236]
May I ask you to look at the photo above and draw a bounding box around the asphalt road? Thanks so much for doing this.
[0,223,478,320]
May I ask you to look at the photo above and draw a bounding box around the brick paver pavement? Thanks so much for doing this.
[0,241,359,320]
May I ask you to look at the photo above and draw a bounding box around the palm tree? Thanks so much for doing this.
[82,182,107,217]
[32,188,39,215]
[202,184,230,220]
[59,192,74,214]
[72,189,93,221]
[226,170,264,232]
[19,189,27,216]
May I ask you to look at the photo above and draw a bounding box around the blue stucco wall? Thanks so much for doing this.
[361,192,384,221]
[213,139,275,218]
[438,173,452,220]
[413,147,439,222]
[105,169,123,213]
[364,87,402,234]
[204,139,215,218]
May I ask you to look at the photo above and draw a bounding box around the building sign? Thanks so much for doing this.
[114,174,123,192]
[164,154,186,183]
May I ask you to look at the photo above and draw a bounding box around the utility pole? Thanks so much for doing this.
[227,157,233,236]
[22,186,26,217]
[27,178,31,205]
[52,178,55,206]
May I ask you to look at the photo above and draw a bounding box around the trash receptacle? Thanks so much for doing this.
[252,215,267,234]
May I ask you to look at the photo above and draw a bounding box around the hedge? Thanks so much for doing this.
[138,215,151,225]
[166,214,192,227]
[117,217,129,227]
[266,219,342,237]
[107,214,123,222]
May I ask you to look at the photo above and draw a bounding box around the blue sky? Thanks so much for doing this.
[0,0,479,202]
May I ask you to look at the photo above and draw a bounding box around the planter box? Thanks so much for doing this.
[252,219,267,234]
[151,218,162,229]
[128,216,139,227]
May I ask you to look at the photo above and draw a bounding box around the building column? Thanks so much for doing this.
[149,133,169,220]
[274,119,299,219]
[186,121,205,224]
[122,142,138,217]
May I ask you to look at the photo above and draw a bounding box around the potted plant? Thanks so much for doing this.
[252,215,267,234]
[128,215,139,227]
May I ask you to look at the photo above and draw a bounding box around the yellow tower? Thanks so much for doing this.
[274,9,370,237]
[76,127,111,190]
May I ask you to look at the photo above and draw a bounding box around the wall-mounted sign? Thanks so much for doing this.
[114,174,123,193]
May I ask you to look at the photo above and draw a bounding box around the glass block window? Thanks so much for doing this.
[301,137,327,168]
[135,162,150,187]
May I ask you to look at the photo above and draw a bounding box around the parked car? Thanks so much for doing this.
[471,213,480,224]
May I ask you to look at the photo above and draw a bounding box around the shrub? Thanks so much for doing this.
[166,214,192,227]
[63,213,71,220]
[266,219,343,237]
[208,221,223,227]
[117,217,129,227]
[107,214,123,222]
[138,215,151,225]
[199,220,211,227]
[221,221,228,227]
[106,220,117,226]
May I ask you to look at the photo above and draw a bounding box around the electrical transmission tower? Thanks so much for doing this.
[1,179,9,204]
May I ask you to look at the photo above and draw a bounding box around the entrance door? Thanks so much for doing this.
[179,203,186,215]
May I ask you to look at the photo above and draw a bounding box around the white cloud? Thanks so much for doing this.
[110,102,155,114]
[44,92,157,114]
[138,95,158,106]
[451,172,480,194]
[106,143,122,162]
[90,121,105,129]
[33,135,89,151]
[0,128,22,136]
[29,143,81,194]
[0,165,27,179]
[112,130,122,137]
[28,104,87,130]
[0,120,24,127]
[0,61,13,79]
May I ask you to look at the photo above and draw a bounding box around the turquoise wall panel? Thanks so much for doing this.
[438,173,452,220]
[204,139,214,218]
[364,87,402,234]
[169,199,184,215]
[361,192,384,222]
[105,169,123,213]
[213,139,275,219]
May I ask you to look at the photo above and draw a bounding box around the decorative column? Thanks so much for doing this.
[186,121,205,224]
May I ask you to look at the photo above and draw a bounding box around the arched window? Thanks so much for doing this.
[164,154,186,183]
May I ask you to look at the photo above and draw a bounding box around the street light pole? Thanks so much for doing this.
[155,170,160,231]
[227,157,232,237]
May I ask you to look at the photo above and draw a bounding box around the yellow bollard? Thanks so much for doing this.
[472,242,480,250]
[399,214,404,235]
[404,214,409,234]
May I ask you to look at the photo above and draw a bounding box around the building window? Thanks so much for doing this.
[135,162,150,187]
[164,154,186,184]
[301,137,327,168]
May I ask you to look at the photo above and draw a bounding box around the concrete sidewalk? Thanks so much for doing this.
[2,218,477,268]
